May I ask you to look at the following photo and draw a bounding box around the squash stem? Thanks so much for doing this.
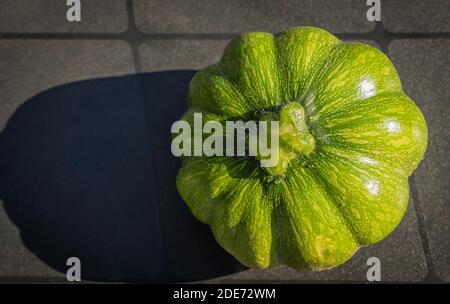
[256,102,315,176]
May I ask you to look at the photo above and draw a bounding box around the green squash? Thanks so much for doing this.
[175,26,427,270]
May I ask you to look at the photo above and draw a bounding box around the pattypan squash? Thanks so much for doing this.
[175,27,427,270]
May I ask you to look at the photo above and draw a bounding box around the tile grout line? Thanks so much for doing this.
[124,0,170,282]
[410,175,440,283]
[0,33,449,40]
[125,0,142,73]
[0,32,448,41]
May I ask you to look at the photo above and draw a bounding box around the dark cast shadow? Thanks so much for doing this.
[0,71,246,282]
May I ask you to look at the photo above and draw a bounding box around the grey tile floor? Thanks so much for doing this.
[0,0,448,283]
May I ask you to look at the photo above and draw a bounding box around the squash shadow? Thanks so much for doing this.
[0,71,246,282]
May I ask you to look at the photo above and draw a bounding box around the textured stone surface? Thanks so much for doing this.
[383,0,450,33]
[133,0,375,34]
[0,40,134,130]
[0,40,169,282]
[203,199,427,283]
[389,39,450,282]
[0,0,128,33]
[139,40,248,282]
[139,40,228,71]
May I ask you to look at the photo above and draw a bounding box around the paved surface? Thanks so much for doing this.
[0,0,448,283]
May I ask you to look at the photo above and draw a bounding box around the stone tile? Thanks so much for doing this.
[0,0,128,33]
[133,0,375,34]
[139,40,247,282]
[203,199,427,283]
[383,0,450,33]
[389,39,450,282]
[0,40,170,282]
[0,40,135,130]
[139,40,229,71]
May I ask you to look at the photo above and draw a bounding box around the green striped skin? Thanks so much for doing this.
[176,27,428,270]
